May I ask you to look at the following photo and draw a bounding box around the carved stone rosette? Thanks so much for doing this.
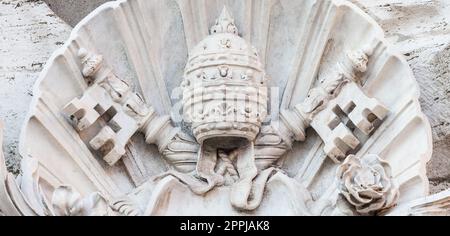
[337,154,399,215]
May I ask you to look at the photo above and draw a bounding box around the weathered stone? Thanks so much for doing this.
[40,1,450,192]
[350,0,450,195]
[0,0,71,174]
[0,0,449,216]
[39,2,450,191]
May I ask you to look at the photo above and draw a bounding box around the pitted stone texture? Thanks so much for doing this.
[351,0,450,195]
[1,0,449,193]
[0,0,71,174]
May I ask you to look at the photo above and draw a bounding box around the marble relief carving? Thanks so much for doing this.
[1,0,449,216]
[337,154,399,215]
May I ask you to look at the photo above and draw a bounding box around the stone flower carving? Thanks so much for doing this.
[337,154,399,215]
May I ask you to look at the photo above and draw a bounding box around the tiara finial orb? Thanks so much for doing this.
[210,6,239,35]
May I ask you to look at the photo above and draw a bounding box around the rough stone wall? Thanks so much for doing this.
[0,0,71,174]
[350,0,450,194]
[0,0,449,193]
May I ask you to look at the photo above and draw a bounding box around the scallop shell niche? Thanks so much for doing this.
[1,0,449,216]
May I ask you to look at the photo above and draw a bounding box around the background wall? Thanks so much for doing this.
[0,0,449,193]
[0,0,71,173]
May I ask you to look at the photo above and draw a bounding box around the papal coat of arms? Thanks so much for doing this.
[1,0,448,216]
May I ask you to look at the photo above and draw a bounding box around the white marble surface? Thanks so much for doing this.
[0,0,449,216]
[1,0,449,194]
